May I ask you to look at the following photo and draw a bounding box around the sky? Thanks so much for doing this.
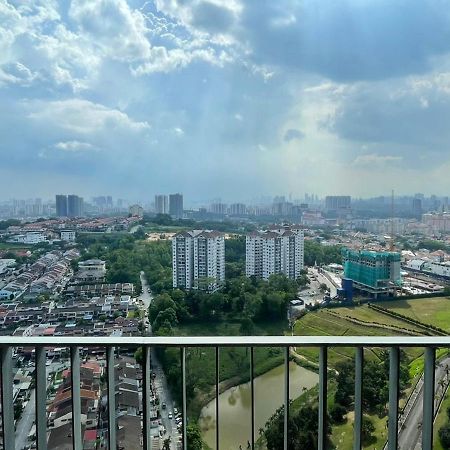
[1,0,450,202]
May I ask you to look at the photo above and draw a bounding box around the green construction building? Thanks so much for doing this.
[342,248,402,298]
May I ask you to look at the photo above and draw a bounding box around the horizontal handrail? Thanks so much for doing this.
[0,335,450,347]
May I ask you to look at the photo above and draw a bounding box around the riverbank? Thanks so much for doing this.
[199,362,319,450]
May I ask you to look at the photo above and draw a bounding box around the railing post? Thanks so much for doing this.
[143,346,151,450]
[423,346,436,450]
[284,346,290,450]
[181,347,187,450]
[250,346,255,449]
[35,346,47,450]
[353,346,363,450]
[318,346,328,450]
[1,346,14,450]
[107,346,117,449]
[215,347,220,450]
[388,346,399,450]
[71,346,82,450]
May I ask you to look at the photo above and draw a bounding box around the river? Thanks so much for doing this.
[199,362,319,450]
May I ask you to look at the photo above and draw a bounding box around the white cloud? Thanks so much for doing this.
[27,99,150,134]
[54,140,97,152]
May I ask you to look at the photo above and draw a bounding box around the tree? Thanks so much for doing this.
[240,317,255,336]
[329,403,347,424]
[186,423,203,450]
[362,416,375,443]
[162,438,171,450]
[439,423,450,448]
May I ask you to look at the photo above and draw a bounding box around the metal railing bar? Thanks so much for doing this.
[388,346,399,450]
[353,346,363,450]
[107,346,117,450]
[1,346,14,450]
[35,346,47,450]
[422,347,436,450]
[250,346,255,449]
[143,346,152,450]
[4,336,450,347]
[182,347,187,450]
[284,346,289,450]
[318,346,328,450]
[215,347,219,450]
[71,346,82,450]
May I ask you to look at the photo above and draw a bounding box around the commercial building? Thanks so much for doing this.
[77,259,107,281]
[55,195,68,217]
[172,230,225,291]
[246,225,304,280]
[60,230,76,242]
[67,195,84,217]
[342,248,401,297]
[169,193,183,218]
[154,195,169,214]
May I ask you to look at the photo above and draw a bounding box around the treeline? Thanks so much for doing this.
[149,273,307,334]
[418,239,450,253]
[78,234,172,293]
[142,213,256,233]
[304,240,342,266]
[0,219,21,230]
[264,352,410,449]
[264,405,331,450]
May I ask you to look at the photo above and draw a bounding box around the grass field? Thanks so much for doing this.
[292,308,426,369]
[381,296,450,332]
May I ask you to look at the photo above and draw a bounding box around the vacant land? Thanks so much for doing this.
[382,296,450,332]
[293,308,426,369]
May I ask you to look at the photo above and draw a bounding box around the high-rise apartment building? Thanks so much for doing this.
[169,193,184,218]
[246,225,304,280]
[155,195,169,214]
[55,195,68,217]
[342,248,401,297]
[172,230,225,291]
[67,195,84,217]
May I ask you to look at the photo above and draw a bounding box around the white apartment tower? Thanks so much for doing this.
[246,225,304,280]
[172,230,225,291]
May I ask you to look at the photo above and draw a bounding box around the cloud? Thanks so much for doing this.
[54,140,97,152]
[284,128,304,142]
[327,72,450,153]
[27,99,150,134]
[353,153,403,167]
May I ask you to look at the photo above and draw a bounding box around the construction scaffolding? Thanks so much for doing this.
[342,248,401,295]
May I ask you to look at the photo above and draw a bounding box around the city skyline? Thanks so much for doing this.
[2,1,450,199]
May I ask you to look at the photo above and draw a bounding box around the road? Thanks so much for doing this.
[16,389,36,450]
[389,356,450,449]
[139,271,181,449]
[15,361,66,450]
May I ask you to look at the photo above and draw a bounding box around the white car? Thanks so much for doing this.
[168,412,173,419]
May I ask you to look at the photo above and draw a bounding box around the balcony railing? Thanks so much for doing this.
[1,335,449,450]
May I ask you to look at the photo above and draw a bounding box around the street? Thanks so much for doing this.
[139,271,181,449]
[388,356,450,449]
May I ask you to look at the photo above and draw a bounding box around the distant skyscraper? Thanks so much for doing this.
[412,197,423,218]
[55,195,68,217]
[169,193,184,218]
[325,196,351,212]
[67,195,84,217]
[155,195,169,214]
